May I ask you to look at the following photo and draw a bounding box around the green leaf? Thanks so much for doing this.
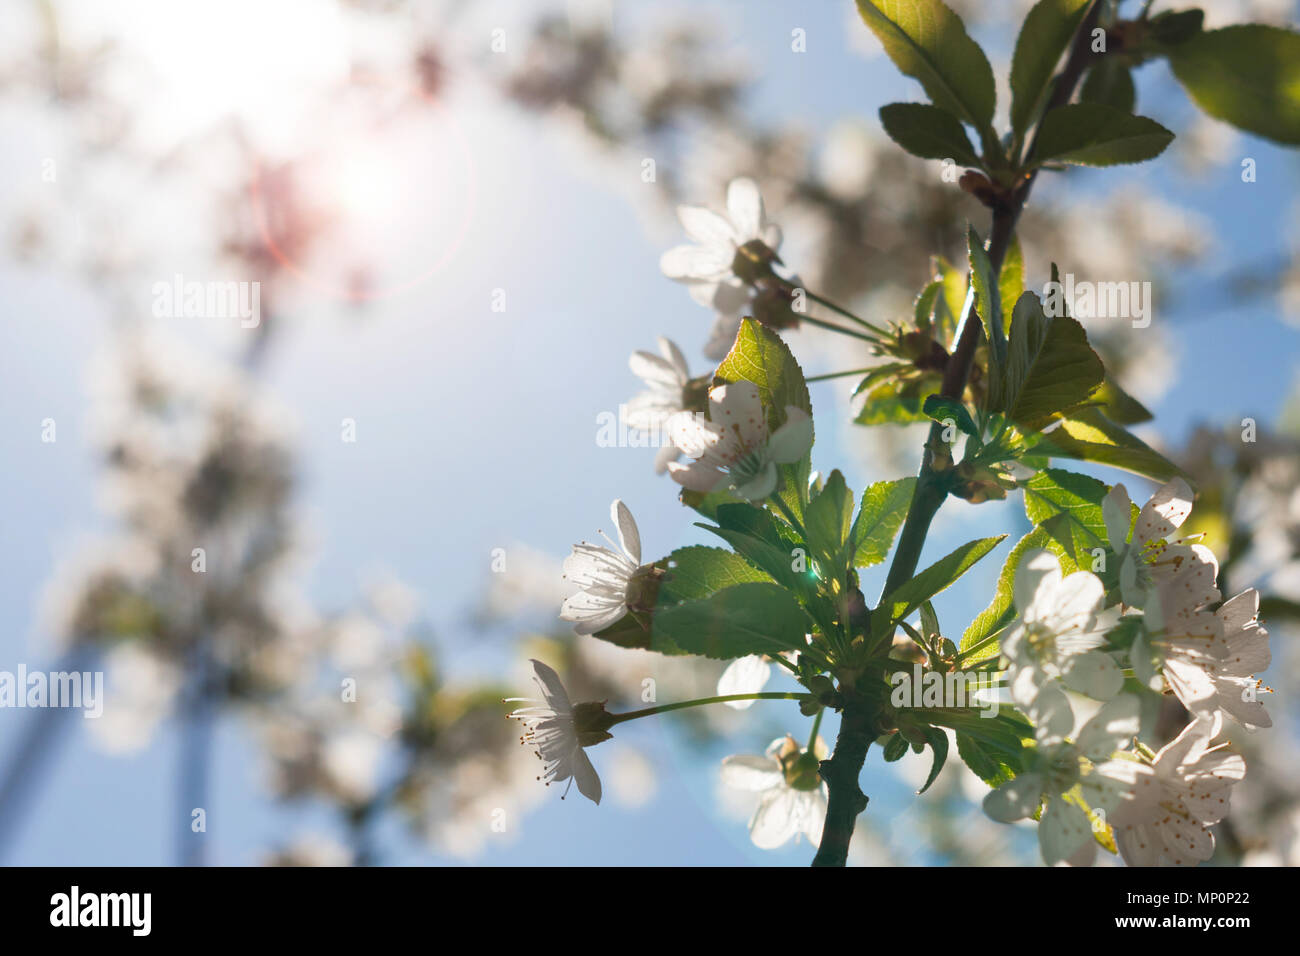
[700,505,841,642]
[993,290,1105,426]
[1092,374,1152,425]
[875,535,1006,635]
[701,506,802,588]
[851,477,917,567]
[714,317,812,429]
[1036,406,1188,484]
[1168,25,1300,146]
[1149,9,1206,48]
[931,255,969,347]
[878,102,982,166]
[679,485,743,521]
[852,362,911,398]
[919,707,1033,759]
[651,582,814,659]
[923,394,978,437]
[919,600,940,642]
[917,725,950,794]
[955,712,1035,786]
[805,469,856,571]
[957,731,1020,787]
[715,318,814,518]
[658,545,773,605]
[1009,0,1092,139]
[882,733,909,762]
[855,0,997,133]
[1030,103,1174,167]
[914,281,942,333]
[967,225,1006,366]
[1022,468,1111,563]
[999,234,1024,326]
[960,526,1052,660]
[1080,56,1136,113]
[853,379,938,425]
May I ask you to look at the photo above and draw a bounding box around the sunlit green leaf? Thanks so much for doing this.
[1030,103,1174,167]
[1168,25,1300,145]
[1010,0,1091,139]
[855,0,997,134]
[879,102,982,166]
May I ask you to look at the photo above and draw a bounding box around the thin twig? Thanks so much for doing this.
[811,0,1102,868]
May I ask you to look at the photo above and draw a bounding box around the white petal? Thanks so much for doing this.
[717,655,772,707]
[568,604,628,636]
[611,499,641,564]
[1134,477,1194,546]
[678,203,738,247]
[1014,549,1061,617]
[710,279,751,314]
[704,313,743,360]
[800,789,828,846]
[667,459,726,493]
[720,754,783,791]
[660,243,732,281]
[761,222,783,252]
[1028,681,1075,747]
[652,441,680,475]
[660,336,690,381]
[733,461,779,501]
[1040,797,1093,865]
[983,772,1043,822]
[526,659,571,711]
[726,177,765,241]
[1041,570,1105,630]
[1076,693,1141,762]
[1102,483,1132,552]
[628,349,681,389]
[749,786,801,849]
[766,407,814,463]
[712,382,767,450]
[1061,650,1123,700]
[572,746,602,805]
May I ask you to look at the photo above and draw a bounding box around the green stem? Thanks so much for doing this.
[806,367,877,383]
[797,312,883,344]
[811,0,1104,869]
[608,692,809,726]
[805,290,893,338]
[806,707,825,752]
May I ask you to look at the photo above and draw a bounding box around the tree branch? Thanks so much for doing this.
[811,0,1102,867]
[811,702,873,866]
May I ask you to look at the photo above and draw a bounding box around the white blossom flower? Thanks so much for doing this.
[1103,479,1219,609]
[627,337,693,473]
[717,654,772,709]
[983,694,1146,866]
[659,176,782,316]
[560,499,641,635]
[703,312,745,362]
[1001,550,1123,737]
[667,382,813,501]
[1150,587,1273,730]
[1112,714,1246,866]
[506,659,613,805]
[721,735,828,849]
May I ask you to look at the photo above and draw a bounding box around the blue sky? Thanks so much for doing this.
[0,0,1297,865]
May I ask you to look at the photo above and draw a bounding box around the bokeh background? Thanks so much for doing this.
[2,0,1299,866]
